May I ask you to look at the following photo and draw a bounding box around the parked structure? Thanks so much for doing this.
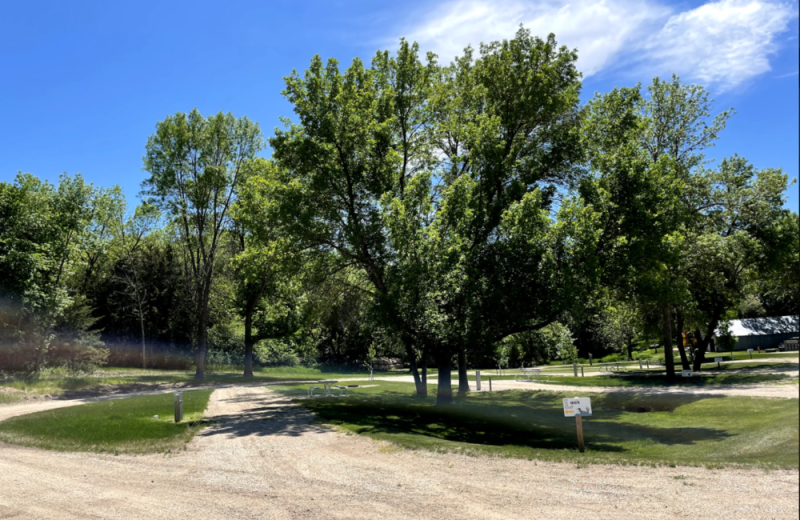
[715,316,799,351]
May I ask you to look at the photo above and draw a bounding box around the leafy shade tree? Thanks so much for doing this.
[109,202,161,368]
[142,109,263,379]
[583,75,733,381]
[0,173,108,372]
[597,299,642,360]
[258,28,595,404]
[682,156,795,371]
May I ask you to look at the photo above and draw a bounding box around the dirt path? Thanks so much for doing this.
[0,386,797,519]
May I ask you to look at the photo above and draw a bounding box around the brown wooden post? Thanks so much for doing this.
[489,376,492,392]
[576,415,585,453]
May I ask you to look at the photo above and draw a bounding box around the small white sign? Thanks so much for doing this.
[747,349,753,353]
[563,397,592,417]
[682,370,693,377]
[714,357,722,363]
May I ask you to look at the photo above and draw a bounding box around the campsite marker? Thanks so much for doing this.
[714,357,723,369]
[563,397,592,452]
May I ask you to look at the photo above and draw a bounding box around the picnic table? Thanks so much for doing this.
[599,362,626,374]
[515,368,549,382]
[308,380,349,397]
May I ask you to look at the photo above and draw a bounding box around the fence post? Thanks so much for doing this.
[573,363,578,377]
[476,370,481,391]
[639,359,643,369]
[581,366,584,377]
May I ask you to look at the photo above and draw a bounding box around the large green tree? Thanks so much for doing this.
[142,109,262,379]
[256,28,595,404]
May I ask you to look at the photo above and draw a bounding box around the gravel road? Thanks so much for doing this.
[0,385,797,519]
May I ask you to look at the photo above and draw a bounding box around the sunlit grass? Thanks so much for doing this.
[271,381,799,469]
[0,389,213,453]
[0,365,412,404]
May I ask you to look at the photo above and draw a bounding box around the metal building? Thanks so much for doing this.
[715,315,799,351]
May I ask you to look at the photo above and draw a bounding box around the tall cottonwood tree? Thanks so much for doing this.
[142,109,262,379]
[258,28,595,404]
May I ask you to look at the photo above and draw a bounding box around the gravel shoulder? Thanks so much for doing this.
[1,385,798,519]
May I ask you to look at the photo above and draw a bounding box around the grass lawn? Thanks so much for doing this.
[464,363,796,387]
[271,381,799,469]
[0,366,410,404]
[0,389,213,454]
[526,371,792,387]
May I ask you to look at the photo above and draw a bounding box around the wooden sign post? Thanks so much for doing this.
[563,397,592,453]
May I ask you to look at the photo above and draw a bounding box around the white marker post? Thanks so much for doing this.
[747,349,753,359]
[563,397,592,453]
[681,369,693,378]
[714,357,723,369]
[476,371,481,391]
[174,392,183,423]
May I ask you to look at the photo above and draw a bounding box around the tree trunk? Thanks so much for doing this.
[692,319,718,372]
[662,305,675,382]
[402,338,426,397]
[436,354,453,405]
[243,308,254,378]
[421,353,427,386]
[676,311,690,370]
[457,349,470,397]
[194,304,208,380]
[140,313,146,370]
[626,338,633,361]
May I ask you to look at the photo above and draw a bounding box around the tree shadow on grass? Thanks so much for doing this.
[296,389,733,453]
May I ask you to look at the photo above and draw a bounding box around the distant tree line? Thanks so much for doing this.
[1,28,797,404]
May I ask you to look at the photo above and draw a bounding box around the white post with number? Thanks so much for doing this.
[174,392,183,423]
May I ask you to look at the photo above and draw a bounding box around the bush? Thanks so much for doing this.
[599,353,627,363]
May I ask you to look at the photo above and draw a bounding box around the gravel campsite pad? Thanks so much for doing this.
[0,385,797,519]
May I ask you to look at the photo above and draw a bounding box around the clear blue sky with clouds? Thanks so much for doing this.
[1,0,798,211]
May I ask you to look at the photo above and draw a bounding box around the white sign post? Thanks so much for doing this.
[714,357,723,369]
[747,349,753,359]
[476,371,481,391]
[681,369,693,377]
[563,397,592,452]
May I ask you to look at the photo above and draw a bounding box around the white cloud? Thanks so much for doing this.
[645,0,797,90]
[401,0,669,76]
[396,0,797,90]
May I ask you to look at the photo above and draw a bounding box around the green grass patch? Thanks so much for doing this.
[0,389,213,453]
[271,381,799,469]
[534,371,791,387]
[467,362,796,386]
[0,366,409,403]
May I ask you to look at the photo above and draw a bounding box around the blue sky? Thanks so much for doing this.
[1,0,798,211]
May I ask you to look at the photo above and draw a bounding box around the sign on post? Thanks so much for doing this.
[563,397,591,453]
[747,349,753,359]
[681,369,693,377]
[563,397,592,417]
[714,356,723,368]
